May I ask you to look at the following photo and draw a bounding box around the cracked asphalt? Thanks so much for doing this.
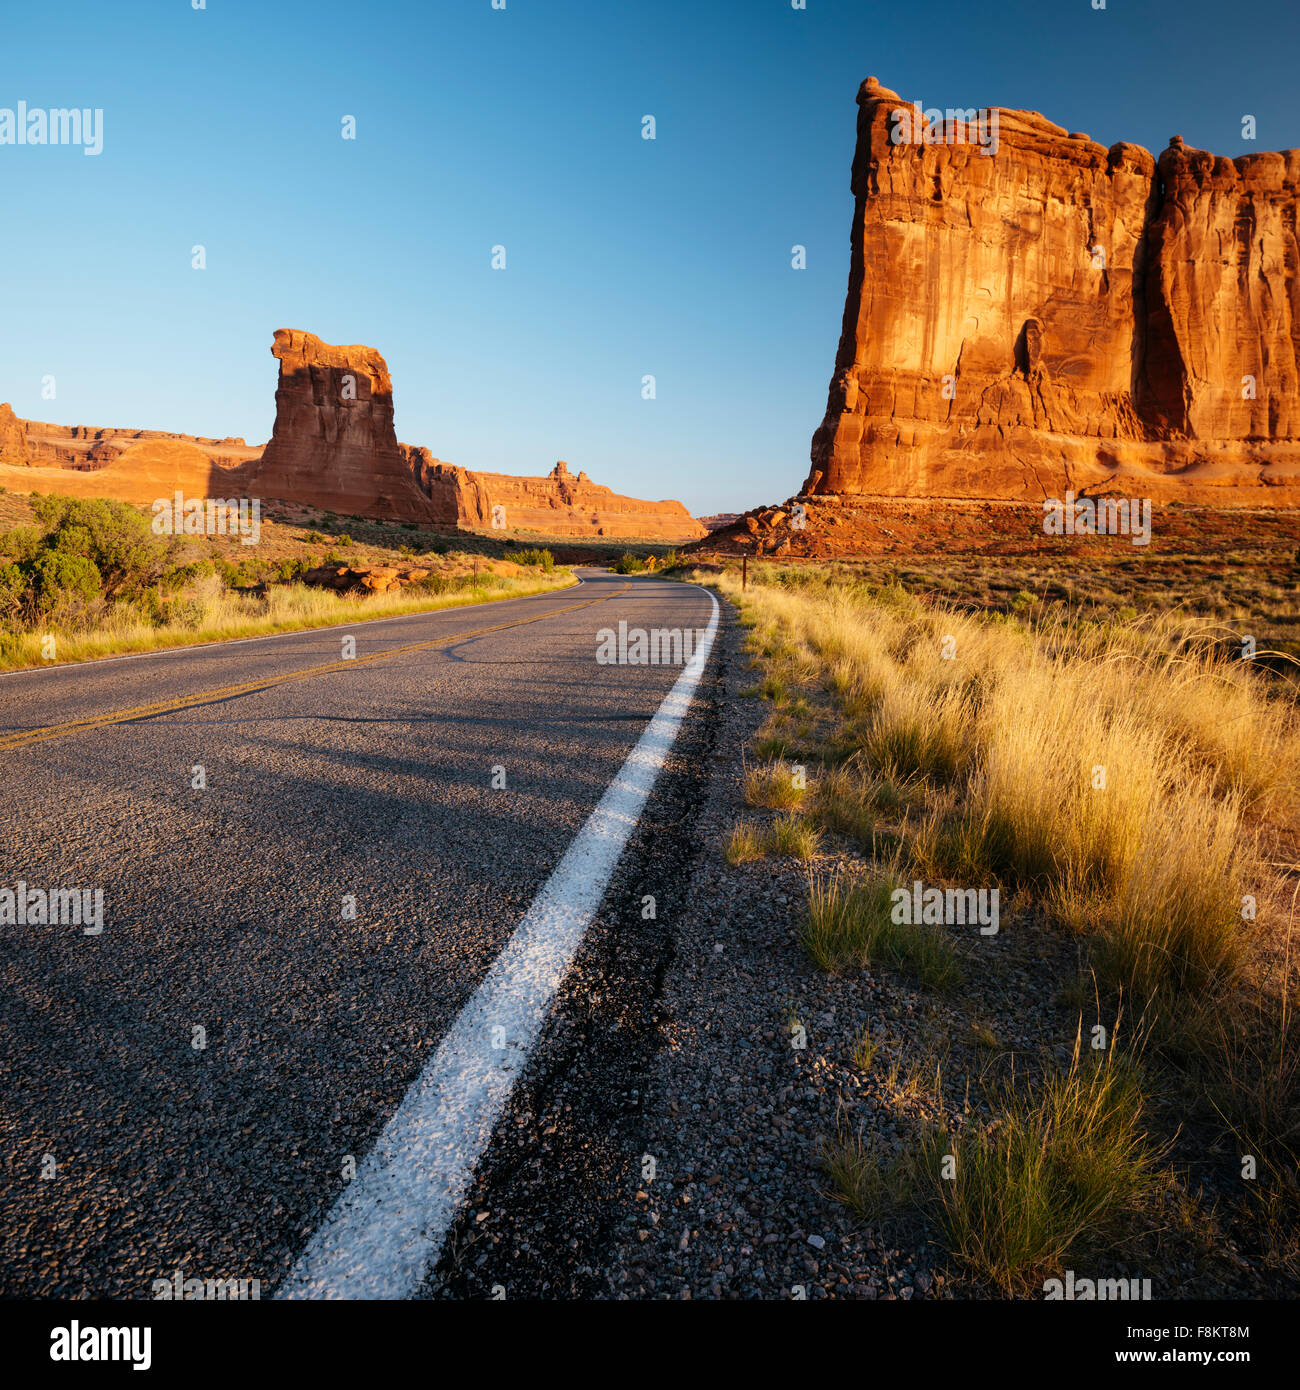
[0,569,715,1298]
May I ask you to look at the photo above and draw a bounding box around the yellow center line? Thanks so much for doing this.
[0,584,631,753]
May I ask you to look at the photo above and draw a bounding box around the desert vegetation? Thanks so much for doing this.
[0,493,573,670]
[610,549,682,574]
[696,558,1300,1294]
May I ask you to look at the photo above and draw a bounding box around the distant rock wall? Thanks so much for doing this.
[459,461,706,540]
[0,332,707,537]
[0,437,256,505]
[0,403,29,463]
[400,445,493,527]
[805,78,1300,504]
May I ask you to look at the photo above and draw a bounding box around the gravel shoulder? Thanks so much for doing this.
[596,596,1283,1300]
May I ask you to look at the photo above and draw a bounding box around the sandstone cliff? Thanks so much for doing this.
[243,329,441,524]
[805,78,1300,504]
[400,445,493,528]
[13,421,257,472]
[459,461,706,540]
[0,403,29,463]
[0,437,256,505]
[0,331,706,538]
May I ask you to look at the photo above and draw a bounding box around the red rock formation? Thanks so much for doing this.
[466,461,706,539]
[0,331,706,537]
[12,421,258,472]
[400,445,493,527]
[0,438,256,504]
[0,403,29,463]
[1142,138,1300,443]
[302,563,432,594]
[805,78,1300,504]
[244,330,440,523]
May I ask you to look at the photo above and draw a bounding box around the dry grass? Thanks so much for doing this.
[822,1124,919,1223]
[0,569,575,671]
[804,871,962,989]
[743,759,807,810]
[724,813,821,865]
[702,564,1293,1006]
[920,1035,1163,1295]
[724,820,767,865]
[695,557,1300,1290]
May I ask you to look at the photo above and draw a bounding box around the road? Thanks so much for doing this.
[0,569,717,1298]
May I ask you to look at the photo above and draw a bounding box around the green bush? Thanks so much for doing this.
[514,547,554,572]
[0,560,26,620]
[0,525,43,563]
[27,550,102,619]
[28,494,175,599]
[611,551,649,574]
[276,557,312,583]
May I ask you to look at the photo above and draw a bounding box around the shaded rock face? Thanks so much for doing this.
[0,403,29,463]
[246,329,440,524]
[400,445,493,527]
[806,78,1300,503]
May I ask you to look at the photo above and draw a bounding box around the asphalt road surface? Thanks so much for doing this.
[0,569,717,1298]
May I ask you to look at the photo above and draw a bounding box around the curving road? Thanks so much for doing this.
[0,569,717,1299]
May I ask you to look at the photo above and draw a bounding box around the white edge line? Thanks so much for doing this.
[0,574,595,681]
[276,584,720,1300]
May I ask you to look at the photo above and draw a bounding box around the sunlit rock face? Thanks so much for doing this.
[805,78,1300,505]
[248,329,442,524]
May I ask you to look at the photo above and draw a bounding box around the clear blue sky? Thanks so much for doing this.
[1,0,1296,516]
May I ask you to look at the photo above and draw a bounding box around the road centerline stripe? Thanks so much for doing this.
[276,585,719,1300]
[0,585,630,752]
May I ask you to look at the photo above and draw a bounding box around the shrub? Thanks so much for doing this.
[804,873,961,988]
[920,1038,1160,1294]
[29,494,175,600]
[0,560,26,620]
[27,550,102,619]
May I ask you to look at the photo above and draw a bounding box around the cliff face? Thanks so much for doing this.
[806,78,1300,503]
[462,461,706,540]
[1142,141,1300,442]
[12,422,257,471]
[0,403,29,463]
[0,331,706,537]
[400,445,493,527]
[244,329,441,524]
